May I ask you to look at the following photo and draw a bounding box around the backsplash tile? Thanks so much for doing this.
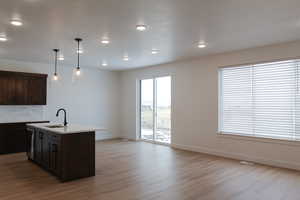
[0,106,45,123]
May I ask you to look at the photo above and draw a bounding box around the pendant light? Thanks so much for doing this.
[53,49,59,80]
[75,38,82,76]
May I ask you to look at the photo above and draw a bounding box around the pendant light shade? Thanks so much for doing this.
[75,38,82,76]
[53,49,59,80]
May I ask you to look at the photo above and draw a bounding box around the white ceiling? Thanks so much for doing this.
[0,0,300,71]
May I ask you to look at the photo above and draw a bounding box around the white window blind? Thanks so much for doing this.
[219,59,300,141]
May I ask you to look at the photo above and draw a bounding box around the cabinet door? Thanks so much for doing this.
[14,76,28,105]
[49,135,61,175]
[41,133,50,168]
[28,77,47,105]
[0,76,17,105]
[0,125,24,154]
[0,129,4,154]
[50,143,59,175]
[26,128,34,158]
[0,75,10,104]
[0,75,28,105]
[13,126,27,153]
[34,130,43,164]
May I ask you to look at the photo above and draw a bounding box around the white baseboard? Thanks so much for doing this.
[95,132,120,141]
[96,137,121,141]
[120,137,138,141]
[171,143,300,171]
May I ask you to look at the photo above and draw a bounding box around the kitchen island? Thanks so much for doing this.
[26,123,105,182]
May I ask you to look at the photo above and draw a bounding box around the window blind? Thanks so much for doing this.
[219,59,300,141]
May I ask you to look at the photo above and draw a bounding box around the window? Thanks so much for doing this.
[219,59,300,141]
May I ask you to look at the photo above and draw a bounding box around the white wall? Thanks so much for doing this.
[0,59,121,140]
[120,40,300,170]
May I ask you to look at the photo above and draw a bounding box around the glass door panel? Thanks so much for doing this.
[155,77,171,143]
[140,79,154,140]
[140,76,171,144]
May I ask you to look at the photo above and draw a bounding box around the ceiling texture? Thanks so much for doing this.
[0,0,300,70]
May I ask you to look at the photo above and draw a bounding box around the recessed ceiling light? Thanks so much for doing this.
[151,49,159,54]
[198,42,207,48]
[102,61,108,66]
[0,35,7,42]
[101,38,110,44]
[136,24,147,31]
[58,55,64,61]
[10,19,23,26]
[123,56,129,61]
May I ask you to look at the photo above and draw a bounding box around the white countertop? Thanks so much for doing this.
[27,123,106,134]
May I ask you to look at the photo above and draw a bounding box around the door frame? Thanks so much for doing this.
[138,75,172,145]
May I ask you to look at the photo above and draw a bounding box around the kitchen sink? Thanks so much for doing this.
[45,125,65,128]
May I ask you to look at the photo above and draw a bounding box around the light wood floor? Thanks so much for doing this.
[1,139,300,200]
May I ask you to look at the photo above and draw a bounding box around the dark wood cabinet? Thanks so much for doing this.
[0,121,49,154]
[31,130,61,175]
[49,140,60,175]
[27,126,95,182]
[28,76,47,105]
[26,128,34,158]
[34,130,44,164]
[0,70,47,105]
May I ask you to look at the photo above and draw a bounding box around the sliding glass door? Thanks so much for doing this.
[141,79,154,140]
[155,77,171,143]
[140,76,171,144]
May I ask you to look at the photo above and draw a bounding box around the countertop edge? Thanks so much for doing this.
[0,121,50,125]
[27,123,106,134]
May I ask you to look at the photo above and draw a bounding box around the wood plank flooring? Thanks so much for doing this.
[0,139,300,200]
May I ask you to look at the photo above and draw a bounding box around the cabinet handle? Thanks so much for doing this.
[39,132,44,139]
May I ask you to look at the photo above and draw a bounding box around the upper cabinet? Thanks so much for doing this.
[0,70,47,105]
